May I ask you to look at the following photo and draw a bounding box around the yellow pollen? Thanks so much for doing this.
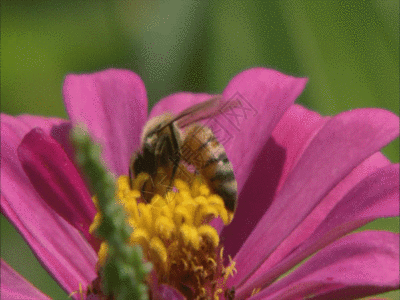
[214,288,223,300]
[180,223,200,250]
[90,170,236,300]
[132,172,150,191]
[198,225,219,248]
[130,228,150,250]
[251,287,261,296]
[223,255,237,283]
[150,236,168,265]
[89,212,101,235]
[97,242,108,268]
[220,247,225,260]
[69,283,84,300]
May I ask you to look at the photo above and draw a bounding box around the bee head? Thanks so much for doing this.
[141,113,174,148]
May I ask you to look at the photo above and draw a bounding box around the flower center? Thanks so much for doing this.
[89,166,237,299]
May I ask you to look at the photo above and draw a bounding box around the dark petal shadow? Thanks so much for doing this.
[50,122,74,162]
[221,136,286,259]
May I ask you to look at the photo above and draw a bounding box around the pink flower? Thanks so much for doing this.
[1,68,399,299]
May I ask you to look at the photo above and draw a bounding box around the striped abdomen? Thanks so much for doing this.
[182,125,237,213]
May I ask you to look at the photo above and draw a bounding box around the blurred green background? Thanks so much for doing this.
[1,0,398,299]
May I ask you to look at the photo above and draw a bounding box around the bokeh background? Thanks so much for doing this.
[1,0,399,298]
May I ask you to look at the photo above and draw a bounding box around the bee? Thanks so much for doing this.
[129,95,238,215]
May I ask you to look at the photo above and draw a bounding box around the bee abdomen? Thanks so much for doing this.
[212,178,237,212]
[203,152,228,170]
[183,124,238,213]
[205,159,237,213]
[210,164,235,182]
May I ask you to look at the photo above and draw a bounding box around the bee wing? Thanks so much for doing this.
[172,95,241,128]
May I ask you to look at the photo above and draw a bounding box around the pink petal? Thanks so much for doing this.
[151,284,186,300]
[221,104,329,257]
[12,115,78,174]
[1,115,97,296]
[270,104,331,194]
[247,231,399,300]
[17,128,99,251]
[222,68,307,193]
[3,114,67,135]
[223,106,390,284]
[237,163,399,297]
[1,259,50,300]
[149,92,215,120]
[222,105,390,275]
[232,108,399,287]
[63,69,148,176]
[240,152,391,286]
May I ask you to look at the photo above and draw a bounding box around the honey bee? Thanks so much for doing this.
[129,95,238,215]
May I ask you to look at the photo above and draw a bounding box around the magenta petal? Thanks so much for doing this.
[151,284,186,300]
[1,116,97,295]
[4,114,67,137]
[1,259,50,300]
[1,195,96,298]
[222,68,307,193]
[242,151,391,284]
[232,108,399,287]
[0,259,50,300]
[246,231,399,300]
[149,92,215,120]
[270,104,330,194]
[9,115,77,169]
[237,163,399,297]
[221,104,329,256]
[63,69,148,176]
[17,128,99,251]
[217,70,307,235]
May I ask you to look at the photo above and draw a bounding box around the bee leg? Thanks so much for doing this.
[168,160,179,190]
[167,123,181,189]
[154,134,174,191]
[128,153,137,190]
[129,152,144,190]
[154,134,180,191]
[141,179,154,203]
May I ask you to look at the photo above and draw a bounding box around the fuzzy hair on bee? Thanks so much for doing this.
[129,95,238,215]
